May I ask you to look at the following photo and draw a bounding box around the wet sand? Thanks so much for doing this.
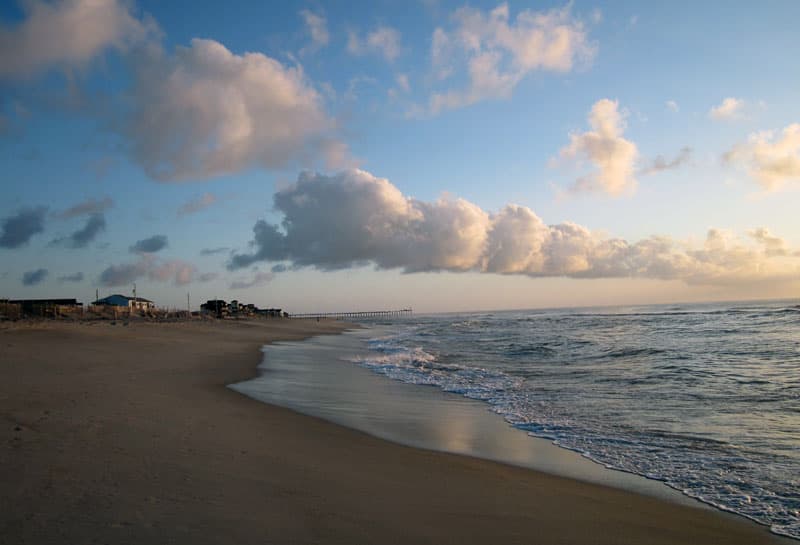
[0,319,790,544]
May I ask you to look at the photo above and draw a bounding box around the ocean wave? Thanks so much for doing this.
[353,306,800,540]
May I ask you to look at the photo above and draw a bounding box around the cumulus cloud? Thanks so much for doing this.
[0,0,154,79]
[299,9,329,54]
[51,213,106,248]
[749,227,790,257]
[639,147,692,176]
[723,124,800,190]
[123,38,344,181]
[557,99,638,195]
[428,3,594,113]
[228,169,800,286]
[58,272,84,283]
[347,26,402,61]
[98,261,145,286]
[56,197,113,219]
[22,268,48,286]
[0,207,47,248]
[98,255,197,287]
[130,234,168,253]
[150,259,196,285]
[230,270,274,289]
[709,97,745,121]
[666,100,679,112]
[177,192,217,216]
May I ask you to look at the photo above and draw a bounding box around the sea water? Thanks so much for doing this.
[352,300,800,539]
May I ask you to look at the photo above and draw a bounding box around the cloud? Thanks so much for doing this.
[130,234,168,253]
[639,147,692,176]
[749,227,789,257]
[56,197,113,219]
[150,259,196,285]
[0,207,47,248]
[200,246,229,256]
[196,272,218,282]
[557,99,638,195]
[347,26,402,61]
[299,9,329,54]
[98,255,197,287]
[177,192,217,216]
[666,100,679,112]
[427,3,594,113]
[388,73,411,100]
[723,124,800,190]
[230,270,274,289]
[0,0,154,79]
[228,168,800,286]
[395,73,410,92]
[22,268,48,286]
[98,261,146,286]
[709,97,745,121]
[122,38,344,181]
[51,213,106,248]
[58,272,84,283]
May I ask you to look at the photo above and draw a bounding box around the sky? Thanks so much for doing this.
[1,0,799,313]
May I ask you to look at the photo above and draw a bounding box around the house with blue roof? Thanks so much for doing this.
[93,294,155,310]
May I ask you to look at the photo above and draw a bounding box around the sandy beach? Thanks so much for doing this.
[0,319,790,544]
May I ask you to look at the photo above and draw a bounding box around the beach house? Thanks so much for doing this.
[93,294,155,310]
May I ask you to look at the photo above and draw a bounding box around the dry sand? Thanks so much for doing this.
[0,319,791,544]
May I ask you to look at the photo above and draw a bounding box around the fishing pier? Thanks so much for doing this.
[290,308,413,320]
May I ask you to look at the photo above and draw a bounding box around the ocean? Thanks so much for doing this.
[233,299,800,539]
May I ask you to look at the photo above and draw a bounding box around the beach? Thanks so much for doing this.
[0,319,790,544]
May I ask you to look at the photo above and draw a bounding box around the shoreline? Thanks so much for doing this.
[1,319,791,544]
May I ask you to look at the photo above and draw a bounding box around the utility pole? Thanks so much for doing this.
[187,292,190,316]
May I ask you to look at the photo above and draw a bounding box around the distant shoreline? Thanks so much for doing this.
[1,319,790,544]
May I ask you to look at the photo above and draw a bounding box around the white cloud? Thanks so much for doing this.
[709,97,745,121]
[230,270,274,289]
[56,197,114,219]
[299,9,329,54]
[388,73,411,99]
[178,192,218,216]
[123,38,344,181]
[557,99,638,195]
[228,168,800,286]
[666,100,679,112]
[723,123,800,190]
[749,227,790,257]
[427,3,594,113]
[99,255,198,286]
[347,26,402,61]
[395,73,410,92]
[638,147,692,176]
[0,0,154,79]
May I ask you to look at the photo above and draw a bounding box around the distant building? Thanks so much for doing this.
[9,298,82,317]
[256,308,283,317]
[199,299,282,318]
[93,294,155,310]
[200,299,228,317]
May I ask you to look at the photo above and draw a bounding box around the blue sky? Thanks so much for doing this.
[1,0,799,312]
